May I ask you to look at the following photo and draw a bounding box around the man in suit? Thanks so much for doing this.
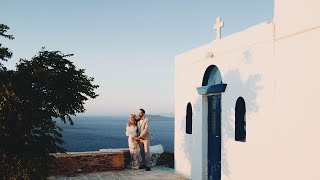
[134,108,152,171]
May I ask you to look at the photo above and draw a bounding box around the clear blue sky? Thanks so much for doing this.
[1,0,273,116]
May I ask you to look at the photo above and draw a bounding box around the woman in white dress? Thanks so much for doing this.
[126,114,140,169]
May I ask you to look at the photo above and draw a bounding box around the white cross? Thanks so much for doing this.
[213,17,224,40]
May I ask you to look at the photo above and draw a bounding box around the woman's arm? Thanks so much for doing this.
[125,124,130,136]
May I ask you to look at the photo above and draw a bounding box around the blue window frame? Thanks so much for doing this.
[186,103,192,134]
[235,97,246,142]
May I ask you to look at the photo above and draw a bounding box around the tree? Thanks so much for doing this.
[0,24,14,69]
[0,24,99,179]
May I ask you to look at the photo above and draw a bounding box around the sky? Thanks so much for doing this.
[0,0,273,116]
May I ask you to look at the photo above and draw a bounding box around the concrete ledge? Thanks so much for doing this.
[50,145,164,176]
[50,150,130,176]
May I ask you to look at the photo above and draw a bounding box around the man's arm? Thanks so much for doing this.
[139,118,149,139]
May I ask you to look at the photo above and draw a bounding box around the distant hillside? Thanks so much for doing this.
[147,114,174,121]
[61,114,174,121]
[157,112,174,118]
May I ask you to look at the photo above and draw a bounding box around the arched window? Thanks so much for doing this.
[202,65,222,86]
[235,97,246,142]
[186,103,192,134]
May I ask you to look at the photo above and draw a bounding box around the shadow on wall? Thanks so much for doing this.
[221,69,263,177]
[177,112,192,175]
[243,50,253,64]
[177,96,203,178]
[176,70,262,178]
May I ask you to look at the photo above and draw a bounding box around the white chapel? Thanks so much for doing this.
[174,0,320,179]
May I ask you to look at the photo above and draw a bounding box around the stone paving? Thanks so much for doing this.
[48,166,188,180]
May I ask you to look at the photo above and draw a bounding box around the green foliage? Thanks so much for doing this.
[0,24,99,179]
[0,24,14,69]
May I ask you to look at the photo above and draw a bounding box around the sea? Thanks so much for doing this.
[56,115,174,153]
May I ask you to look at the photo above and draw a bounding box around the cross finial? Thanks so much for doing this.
[213,17,224,40]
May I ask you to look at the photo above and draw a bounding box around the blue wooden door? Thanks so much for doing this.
[208,95,221,180]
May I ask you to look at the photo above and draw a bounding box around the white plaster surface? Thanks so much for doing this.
[274,0,320,38]
[175,0,320,179]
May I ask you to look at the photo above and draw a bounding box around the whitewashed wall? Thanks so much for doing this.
[274,0,320,38]
[175,1,320,177]
[271,26,320,180]
[175,22,275,179]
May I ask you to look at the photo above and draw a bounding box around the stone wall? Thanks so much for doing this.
[50,150,130,176]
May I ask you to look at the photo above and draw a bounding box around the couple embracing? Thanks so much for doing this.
[126,108,152,171]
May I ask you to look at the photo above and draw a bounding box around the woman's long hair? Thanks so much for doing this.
[128,114,137,126]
